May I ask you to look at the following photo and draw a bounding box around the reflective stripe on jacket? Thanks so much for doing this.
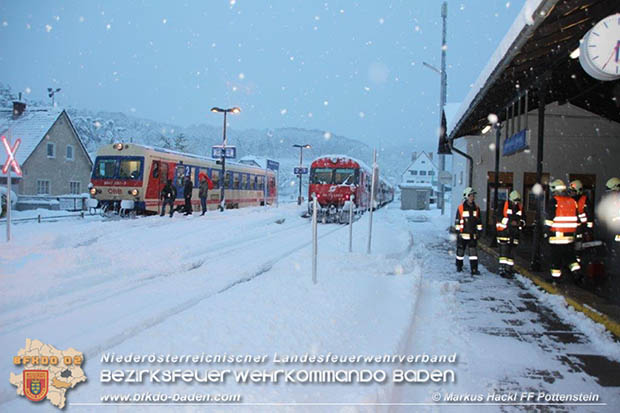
[455,201,482,237]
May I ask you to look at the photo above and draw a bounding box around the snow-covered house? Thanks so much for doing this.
[400,151,439,187]
[0,101,93,198]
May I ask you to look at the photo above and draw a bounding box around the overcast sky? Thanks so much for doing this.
[0,1,521,150]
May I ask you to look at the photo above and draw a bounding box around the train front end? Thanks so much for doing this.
[89,143,147,215]
[308,156,362,223]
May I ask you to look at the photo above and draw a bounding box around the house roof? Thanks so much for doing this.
[401,151,439,177]
[0,106,91,177]
[449,0,620,140]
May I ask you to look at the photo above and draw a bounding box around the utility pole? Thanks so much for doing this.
[439,1,448,215]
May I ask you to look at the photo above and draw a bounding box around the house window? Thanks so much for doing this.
[428,170,435,176]
[410,170,417,176]
[421,160,426,164]
[37,179,50,195]
[47,143,55,158]
[66,145,74,161]
[69,181,81,194]
[420,171,427,176]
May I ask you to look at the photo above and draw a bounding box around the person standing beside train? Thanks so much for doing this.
[198,173,211,216]
[183,175,194,216]
[160,179,177,218]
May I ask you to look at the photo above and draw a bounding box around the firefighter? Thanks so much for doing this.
[496,190,524,277]
[455,187,483,275]
[544,179,581,281]
[568,179,593,266]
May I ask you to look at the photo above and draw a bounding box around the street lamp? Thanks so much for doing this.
[210,106,241,211]
[293,144,311,205]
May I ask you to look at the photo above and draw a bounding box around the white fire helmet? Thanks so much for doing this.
[463,187,476,198]
[550,179,566,194]
[509,190,521,202]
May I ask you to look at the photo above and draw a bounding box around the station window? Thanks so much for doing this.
[241,173,248,190]
[233,173,240,189]
[258,176,265,190]
[225,171,232,189]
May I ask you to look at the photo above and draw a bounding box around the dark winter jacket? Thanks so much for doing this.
[455,201,483,240]
[160,183,177,200]
[496,200,523,240]
[199,180,209,199]
[184,178,193,200]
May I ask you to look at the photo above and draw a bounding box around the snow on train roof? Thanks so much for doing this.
[311,154,373,172]
[113,143,270,171]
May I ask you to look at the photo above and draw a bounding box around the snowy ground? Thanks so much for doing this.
[1,203,619,412]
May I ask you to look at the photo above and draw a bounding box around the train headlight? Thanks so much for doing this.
[114,143,124,151]
[90,187,97,196]
[130,189,139,196]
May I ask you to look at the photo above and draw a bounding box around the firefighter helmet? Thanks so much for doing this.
[606,177,620,191]
[463,187,476,198]
[569,180,583,195]
[509,190,521,202]
[550,179,566,193]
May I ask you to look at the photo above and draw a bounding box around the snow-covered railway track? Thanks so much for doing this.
[0,218,310,333]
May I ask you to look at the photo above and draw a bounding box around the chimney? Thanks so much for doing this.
[411,151,417,162]
[13,93,26,119]
[428,152,433,161]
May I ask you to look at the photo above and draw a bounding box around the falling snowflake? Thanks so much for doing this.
[25,87,31,94]
[364,86,370,91]
[489,143,496,151]
[307,112,313,118]
[45,24,52,32]
[2,21,7,27]
[79,16,85,23]
[359,112,365,118]
[232,86,238,92]
[414,25,420,32]
[531,183,543,196]
[506,2,511,7]
[340,9,344,14]
[162,18,167,24]
[460,4,465,10]
[289,56,294,61]
[26,23,31,29]
[394,264,404,275]
[94,121,102,129]
[54,16,60,21]
[280,109,287,115]
[290,181,296,186]
[323,100,328,106]
[106,23,111,30]
[314,15,320,21]
[441,44,447,51]
[230,0,236,5]
[323,132,332,140]
[130,107,136,113]
[378,18,384,24]
[487,113,498,124]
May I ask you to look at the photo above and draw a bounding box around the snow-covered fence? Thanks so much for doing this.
[16,194,89,212]
[0,211,85,225]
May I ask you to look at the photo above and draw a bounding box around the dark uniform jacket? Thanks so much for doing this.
[455,201,483,240]
[496,200,523,241]
[160,183,177,200]
[183,178,193,199]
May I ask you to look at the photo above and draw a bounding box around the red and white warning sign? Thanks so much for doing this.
[1,135,22,176]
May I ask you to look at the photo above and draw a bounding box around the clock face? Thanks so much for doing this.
[579,13,620,81]
[586,13,620,76]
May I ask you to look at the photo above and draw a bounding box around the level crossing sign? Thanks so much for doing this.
[1,135,22,176]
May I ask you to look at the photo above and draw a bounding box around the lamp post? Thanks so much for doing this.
[210,106,240,211]
[293,144,311,205]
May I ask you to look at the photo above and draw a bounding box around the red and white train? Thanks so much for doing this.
[89,143,277,215]
[307,155,394,223]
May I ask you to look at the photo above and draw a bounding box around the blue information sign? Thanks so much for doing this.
[266,159,279,171]
[503,129,528,156]
[211,146,236,159]
[294,167,308,175]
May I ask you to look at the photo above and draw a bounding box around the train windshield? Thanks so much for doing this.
[93,159,117,179]
[310,168,333,184]
[334,168,357,185]
[93,156,144,180]
[119,159,143,179]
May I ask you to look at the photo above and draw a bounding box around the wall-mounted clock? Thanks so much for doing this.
[579,13,620,81]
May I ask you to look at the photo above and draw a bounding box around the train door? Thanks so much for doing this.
[174,164,189,198]
[145,159,161,200]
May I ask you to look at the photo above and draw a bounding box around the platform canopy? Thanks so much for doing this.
[449,0,620,140]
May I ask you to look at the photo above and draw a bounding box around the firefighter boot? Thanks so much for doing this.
[456,259,463,273]
[470,260,480,276]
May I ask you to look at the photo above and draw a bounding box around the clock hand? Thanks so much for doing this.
[601,43,619,70]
